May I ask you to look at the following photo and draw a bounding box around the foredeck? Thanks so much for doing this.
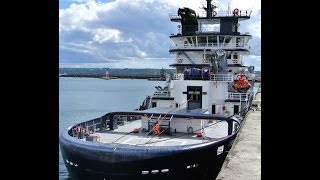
[91,120,228,146]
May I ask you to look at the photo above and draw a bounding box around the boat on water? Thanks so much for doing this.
[102,70,111,80]
[59,1,255,179]
[148,68,166,81]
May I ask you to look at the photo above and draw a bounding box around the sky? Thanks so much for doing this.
[59,0,261,71]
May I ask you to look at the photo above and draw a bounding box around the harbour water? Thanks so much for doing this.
[59,77,260,179]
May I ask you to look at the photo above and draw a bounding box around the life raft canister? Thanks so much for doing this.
[234,74,250,89]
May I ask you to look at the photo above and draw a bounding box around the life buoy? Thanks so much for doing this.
[212,11,217,17]
[233,8,239,16]
[197,132,202,137]
[154,123,160,135]
[133,128,139,133]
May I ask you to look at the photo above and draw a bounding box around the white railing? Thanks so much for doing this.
[169,10,252,20]
[172,25,251,34]
[153,91,170,97]
[173,73,184,80]
[175,59,211,64]
[170,43,249,51]
[227,92,249,101]
[210,74,233,82]
[197,26,219,32]
[196,10,252,18]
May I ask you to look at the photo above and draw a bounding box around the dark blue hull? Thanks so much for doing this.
[60,137,233,180]
[60,111,240,180]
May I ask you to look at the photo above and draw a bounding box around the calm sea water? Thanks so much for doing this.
[59,77,260,179]
[59,77,165,179]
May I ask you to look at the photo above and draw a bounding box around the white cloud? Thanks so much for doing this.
[231,0,261,15]
[59,2,98,31]
[243,55,261,71]
[60,0,261,70]
[92,28,120,43]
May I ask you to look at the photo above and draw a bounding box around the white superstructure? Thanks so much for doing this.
[138,0,255,134]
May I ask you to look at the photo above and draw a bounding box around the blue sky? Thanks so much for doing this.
[59,0,261,70]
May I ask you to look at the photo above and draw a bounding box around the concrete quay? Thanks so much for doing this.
[216,92,261,180]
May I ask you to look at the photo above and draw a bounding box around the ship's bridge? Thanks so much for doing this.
[169,34,251,52]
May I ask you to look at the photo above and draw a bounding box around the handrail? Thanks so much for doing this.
[227,92,249,101]
[170,43,249,50]
[210,74,233,82]
[153,91,170,97]
[169,10,252,20]
[74,125,101,141]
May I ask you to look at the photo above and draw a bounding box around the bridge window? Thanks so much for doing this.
[187,37,192,44]
[208,36,217,46]
[192,37,196,45]
[197,36,207,47]
[236,37,242,47]
[218,36,225,45]
[225,37,232,44]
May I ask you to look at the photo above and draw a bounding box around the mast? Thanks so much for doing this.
[206,0,212,18]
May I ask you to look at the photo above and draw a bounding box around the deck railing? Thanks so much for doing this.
[173,73,233,82]
[169,10,252,20]
[71,118,103,139]
[170,43,249,51]
[227,92,249,101]
[210,74,233,82]
[153,91,170,97]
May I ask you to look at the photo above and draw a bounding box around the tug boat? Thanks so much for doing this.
[60,1,254,179]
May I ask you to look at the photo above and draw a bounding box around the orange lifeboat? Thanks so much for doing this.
[234,74,251,90]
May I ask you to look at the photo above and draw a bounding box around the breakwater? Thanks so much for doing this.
[60,74,165,80]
